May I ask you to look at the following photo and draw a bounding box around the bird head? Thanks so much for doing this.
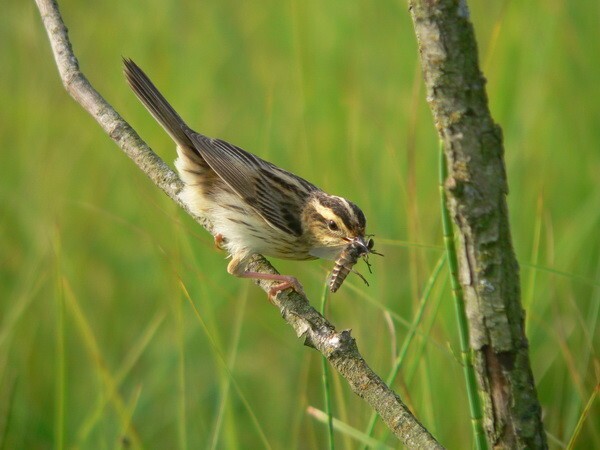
[302,192,368,260]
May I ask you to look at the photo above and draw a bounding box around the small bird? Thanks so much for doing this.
[123,58,374,296]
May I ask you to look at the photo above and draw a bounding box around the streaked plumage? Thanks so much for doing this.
[123,58,376,296]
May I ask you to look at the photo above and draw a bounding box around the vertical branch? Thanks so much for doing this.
[408,1,547,448]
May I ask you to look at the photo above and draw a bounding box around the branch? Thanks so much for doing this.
[34,0,443,447]
[408,1,547,448]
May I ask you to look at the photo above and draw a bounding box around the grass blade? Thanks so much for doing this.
[439,141,487,450]
[320,280,335,450]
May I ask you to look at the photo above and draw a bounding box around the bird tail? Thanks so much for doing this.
[123,58,194,149]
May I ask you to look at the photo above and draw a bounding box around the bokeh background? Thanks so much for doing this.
[1,0,599,448]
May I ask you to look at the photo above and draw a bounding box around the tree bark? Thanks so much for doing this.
[408,1,547,448]
[35,0,443,447]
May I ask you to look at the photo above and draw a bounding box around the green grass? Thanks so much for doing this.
[1,0,599,448]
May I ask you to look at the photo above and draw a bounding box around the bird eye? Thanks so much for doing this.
[328,220,339,231]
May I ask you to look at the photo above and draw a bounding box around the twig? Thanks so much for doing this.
[34,0,443,447]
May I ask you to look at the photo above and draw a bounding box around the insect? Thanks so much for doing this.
[329,237,382,293]
[124,59,376,297]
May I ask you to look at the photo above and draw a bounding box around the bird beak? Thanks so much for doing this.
[352,236,370,253]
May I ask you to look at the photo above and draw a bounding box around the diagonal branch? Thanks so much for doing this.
[34,0,443,447]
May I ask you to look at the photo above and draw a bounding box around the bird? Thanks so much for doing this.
[123,58,373,297]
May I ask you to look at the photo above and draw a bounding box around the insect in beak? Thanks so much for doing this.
[329,235,383,293]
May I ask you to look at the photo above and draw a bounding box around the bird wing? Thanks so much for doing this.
[187,132,318,237]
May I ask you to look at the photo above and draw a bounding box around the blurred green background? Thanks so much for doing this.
[1,0,599,448]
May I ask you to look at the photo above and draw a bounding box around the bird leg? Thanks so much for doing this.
[227,257,305,298]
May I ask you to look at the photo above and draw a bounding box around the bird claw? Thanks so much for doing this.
[268,277,305,298]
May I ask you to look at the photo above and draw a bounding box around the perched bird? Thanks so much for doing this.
[123,58,374,296]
